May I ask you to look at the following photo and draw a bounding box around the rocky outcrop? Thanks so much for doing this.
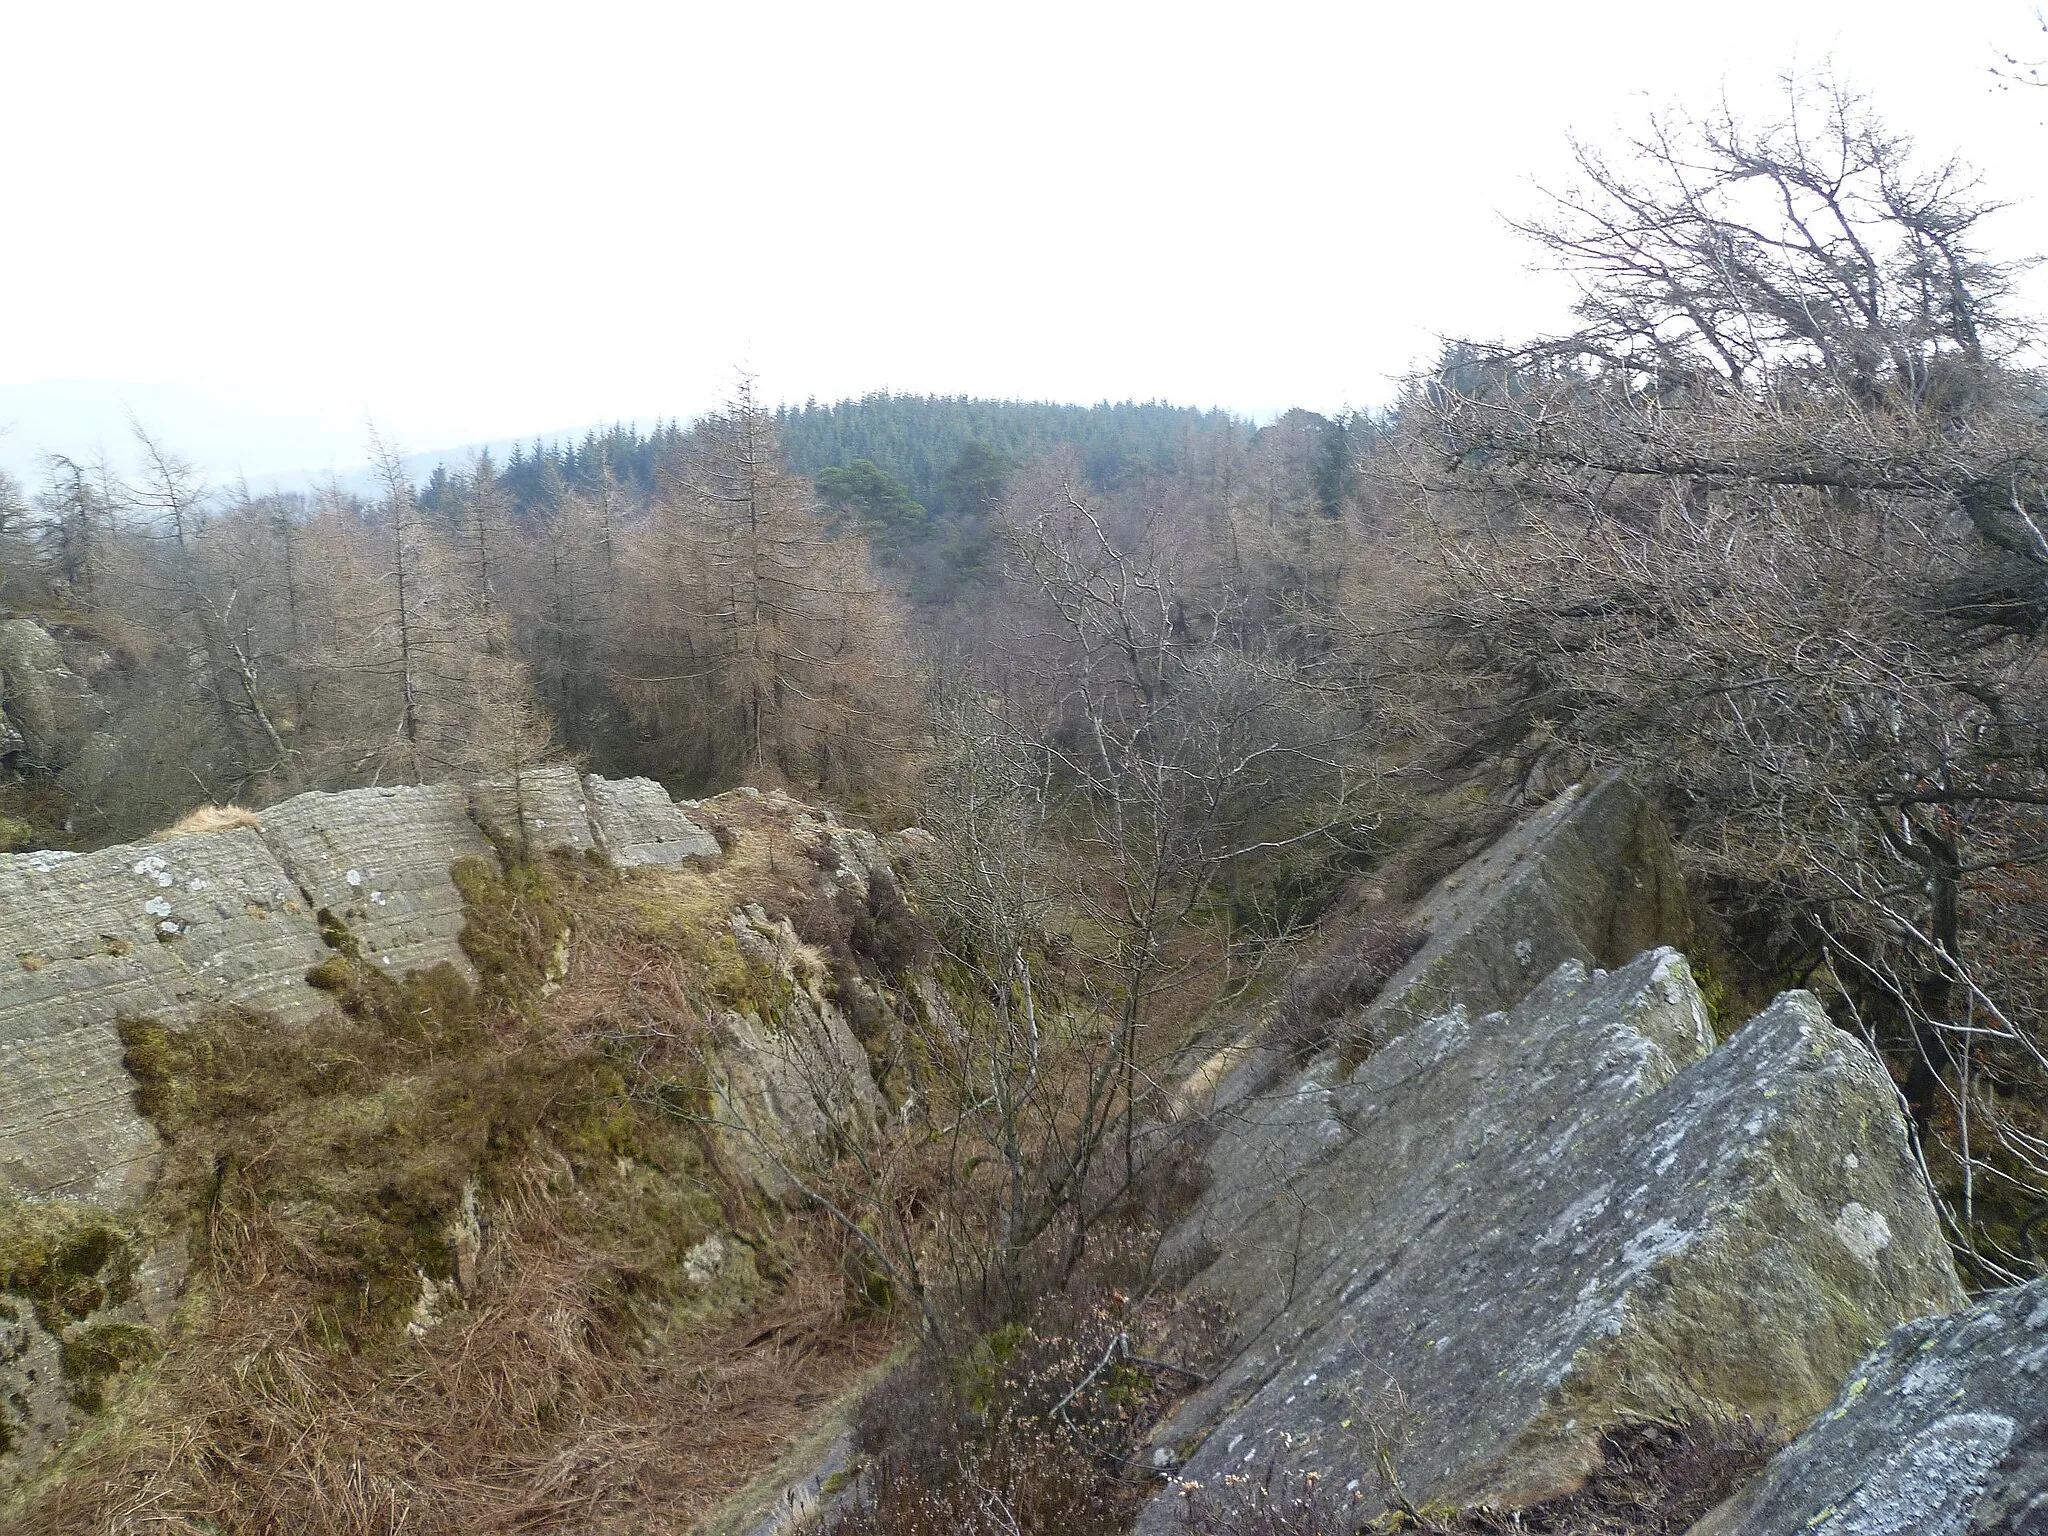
[473,767,722,867]
[1160,771,1694,1285]
[469,764,601,858]
[1692,1277,2048,1535]
[587,774,722,866]
[0,830,329,1203]
[0,768,921,1488]
[1142,948,1963,1526]
[1363,771,1692,1045]
[258,783,496,981]
[0,772,768,1216]
[707,905,885,1201]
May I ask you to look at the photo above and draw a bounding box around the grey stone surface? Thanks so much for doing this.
[1360,771,1692,1050]
[1138,950,1963,1529]
[0,1291,72,1471]
[1160,773,1692,1281]
[258,783,494,980]
[0,828,329,1203]
[706,905,884,1201]
[0,619,91,767]
[584,774,721,867]
[469,764,598,857]
[1692,1278,2048,1536]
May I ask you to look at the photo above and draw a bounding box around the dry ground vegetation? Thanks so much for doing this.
[1,794,934,1536]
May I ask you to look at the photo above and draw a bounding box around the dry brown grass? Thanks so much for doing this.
[21,1195,892,1536]
[152,804,262,839]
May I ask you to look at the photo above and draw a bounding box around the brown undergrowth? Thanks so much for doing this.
[7,849,897,1536]
[826,1224,1234,1536]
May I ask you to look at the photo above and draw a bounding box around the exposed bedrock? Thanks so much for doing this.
[1692,1276,2048,1536]
[583,773,723,865]
[0,828,329,1203]
[707,905,886,1201]
[1159,771,1694,1285]
[1137,947,1964,1529]
[0,767,914,1485]
[0,771,749,1215]
[257,782,496,981]
[471,766,722,867]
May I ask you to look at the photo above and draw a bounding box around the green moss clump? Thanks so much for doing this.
[0,1197,141,1336]
[60,1320,160,1411]
[1691,958,1737,1041]
[452,855,572,1011]
[0,814,33,852]
[315,907,360,958]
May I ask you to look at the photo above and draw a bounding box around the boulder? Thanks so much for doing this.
[1138,950,1963,1529]
[468,764,599,857]
[258,784,494,980]
[1692,1277,2048,1536]
[584,774,722,866]
[0,829,328,1204]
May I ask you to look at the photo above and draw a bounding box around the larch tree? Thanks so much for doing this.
[611,382,912,797]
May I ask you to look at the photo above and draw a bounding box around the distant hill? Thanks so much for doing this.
[772,393,1255,507]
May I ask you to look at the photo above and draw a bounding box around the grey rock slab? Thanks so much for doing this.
[259,783,494,980]
[583,774,721,867]
[705,908,883,1201]
[1159,774,1691,1281]
[0,827,329,1203]
[1137,950,1963,1531]
[1692,1277,2048,1536]
[1363,771,1691,1049]
[469,764,598,857]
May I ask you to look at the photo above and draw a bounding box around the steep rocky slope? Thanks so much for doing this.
[0,772,909,1516]
[7,762,2044,1532]
[1137,776,1997,1530]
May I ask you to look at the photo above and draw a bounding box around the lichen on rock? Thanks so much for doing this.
[1692,1276,2048,1535]
[1137,947,1963,1530]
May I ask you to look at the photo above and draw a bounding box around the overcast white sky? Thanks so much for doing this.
[3,0,2046,488]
